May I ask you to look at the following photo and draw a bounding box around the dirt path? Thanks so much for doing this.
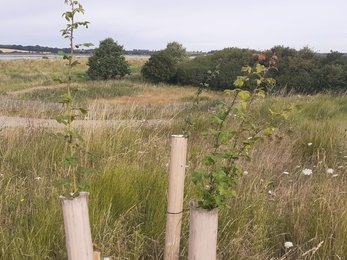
[0,115,169,129]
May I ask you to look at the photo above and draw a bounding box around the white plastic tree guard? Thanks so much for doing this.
[60,192,94,260]
[188,205,219,260]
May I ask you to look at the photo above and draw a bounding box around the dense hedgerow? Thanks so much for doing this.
[171,46,347,94]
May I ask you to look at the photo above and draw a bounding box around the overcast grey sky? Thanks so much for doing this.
[1,0,346,52]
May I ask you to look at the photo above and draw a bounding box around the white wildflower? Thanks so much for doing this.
[327,168,334,174]
[283,171,290,175]
[308,142,313,146]
[302,168,313,176]
[284,241,293,249]
[243,171,249,175]
[35,177,42,180]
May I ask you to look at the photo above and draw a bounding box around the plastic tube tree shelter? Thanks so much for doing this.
[164,135,188,260]
[188,205,218,260]
[60,192,94,260]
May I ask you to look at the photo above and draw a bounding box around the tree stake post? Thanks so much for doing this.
[164,135,188,260]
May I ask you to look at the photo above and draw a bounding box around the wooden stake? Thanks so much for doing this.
[164,135,188,260]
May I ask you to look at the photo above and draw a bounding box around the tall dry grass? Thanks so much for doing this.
[1,59,347,259]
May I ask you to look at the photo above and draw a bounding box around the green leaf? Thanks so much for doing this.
[71,60,80,67]
[77,166,95,174]
[58,50,66,56]
[213,115,224,125]
[219,133,230,144]
[83,43,94,47]
[234,76,245,87]
[238,91,250,102]
[55,116,68,125]
[79,107,88,114]
[264,127,272,136]
[256,64,266,73]
[53,78,65,84]
[64,154,78,167]
[51,181,61,188]
[192,171,203,184]
[241,66,252,74]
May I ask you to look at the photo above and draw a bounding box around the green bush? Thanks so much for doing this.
[174,46,347,94]
[141,51,176,83]
[174,55,215,86]
[87,38,131,80]
[175,48,256,90]
[164,41,189,63]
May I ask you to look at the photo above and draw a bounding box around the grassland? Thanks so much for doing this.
[1,58,347,259]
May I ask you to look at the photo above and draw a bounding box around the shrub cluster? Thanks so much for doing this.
[142,44,347,94]
[141,42,189,83]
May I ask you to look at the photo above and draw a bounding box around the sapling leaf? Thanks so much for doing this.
[79,107,88,114]
[63,192,72,198]
[71,60,80,67]
[63,54,71,60]
[72,191,80,198]
[241,66,252,74]
[256,64,266,73]
[83,43,94,47]
[219,133,230,144]
[238,91,250,101]
[192,171,203,184]
[264,127,272,136]
[77,166,95,174]
[53,78,65,84]
[80,182,91,190]
[234,76,245,87]
[56,116,68,125]
[213,115,224,125]
[51,181,61,188]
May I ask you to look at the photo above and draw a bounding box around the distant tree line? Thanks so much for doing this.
[141,44,347,94]
[0,44,160,55]
[0,44,89,54]
[3,41,347,94]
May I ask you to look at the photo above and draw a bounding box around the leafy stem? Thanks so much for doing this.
[51,0,93,197]
[192,51,289,209]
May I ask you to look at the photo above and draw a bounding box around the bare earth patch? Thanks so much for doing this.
[0,115,170,129]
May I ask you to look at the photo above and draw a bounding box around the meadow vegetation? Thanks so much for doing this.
[1,58,347,259]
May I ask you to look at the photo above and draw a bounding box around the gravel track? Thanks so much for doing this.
[0,116,169,129]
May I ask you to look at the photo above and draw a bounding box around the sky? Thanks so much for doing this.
[1,0,347,53]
